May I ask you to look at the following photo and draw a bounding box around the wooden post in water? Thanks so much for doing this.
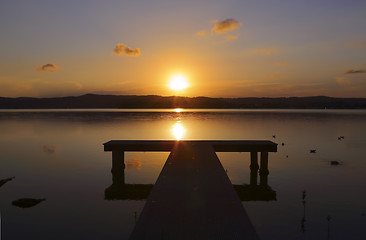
[112,150,125,173]
[259,151,269,186]
[112,167,125,187]
[250,152,259,186]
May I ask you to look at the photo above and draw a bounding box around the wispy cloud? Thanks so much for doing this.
[195,30,206,36]
[336,77,351,86]
[113,43,141,56]
[344,69,366,74]
[275,62,290,66]
[263,73,281,80]
[33,80,83,97]
[224,35,238,41]
[42,144,57,154]
[349,41,366,48]
[211,18,241,34]
[35,63,59,72]
[249,48,278,55]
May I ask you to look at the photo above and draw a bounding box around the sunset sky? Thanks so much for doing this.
[1,0,366,98]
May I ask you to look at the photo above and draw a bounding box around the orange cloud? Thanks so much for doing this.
[211,18,240,34]
[275,62,290,66]
[113,43,141,56]
[195,30,206,36]
[125,159,142,170]
[349,42,366,48]
[35,63,59,72]
[336,77,351,86]
[263,73,281,80]
[224,35,238,40]
[344,69,366,74]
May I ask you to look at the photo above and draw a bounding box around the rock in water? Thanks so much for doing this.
[0,177,15,188]
[12,198,46,208]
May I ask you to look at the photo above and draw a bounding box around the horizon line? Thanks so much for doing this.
[1,93,366,100]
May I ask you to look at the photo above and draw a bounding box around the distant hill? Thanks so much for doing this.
[1,94,366,109]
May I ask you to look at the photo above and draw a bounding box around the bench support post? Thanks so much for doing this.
[112,150,125,173]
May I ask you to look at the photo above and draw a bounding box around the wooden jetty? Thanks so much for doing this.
[103,140,277,240]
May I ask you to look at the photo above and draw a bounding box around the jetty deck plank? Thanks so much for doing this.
[129,141,259,240]
[104,140,277,152]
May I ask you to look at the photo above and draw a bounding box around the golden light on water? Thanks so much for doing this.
[168,74,189,91]
[125,159,142,170]
[172,121,185,140]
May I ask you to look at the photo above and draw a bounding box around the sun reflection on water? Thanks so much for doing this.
[172,121,185,140]
[173,108,184,113]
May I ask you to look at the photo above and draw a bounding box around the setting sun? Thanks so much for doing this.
[168,74,189,91]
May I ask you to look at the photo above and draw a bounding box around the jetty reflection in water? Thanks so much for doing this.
[105,170,153,200]
[105,169,276,202]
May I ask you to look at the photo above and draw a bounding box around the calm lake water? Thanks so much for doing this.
[0,109,366,239]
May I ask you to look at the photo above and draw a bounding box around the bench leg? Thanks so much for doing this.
[112,150,125,174]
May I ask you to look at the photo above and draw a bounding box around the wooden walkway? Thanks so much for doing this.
[103,140,277,239]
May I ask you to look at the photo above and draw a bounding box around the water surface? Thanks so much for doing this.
[0,109,365,239]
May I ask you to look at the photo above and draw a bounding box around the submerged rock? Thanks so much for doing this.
[0,177,15,188]
[12,198,46,208]
[330,161,341,166]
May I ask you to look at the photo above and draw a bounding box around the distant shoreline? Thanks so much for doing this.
[1,94,366,109]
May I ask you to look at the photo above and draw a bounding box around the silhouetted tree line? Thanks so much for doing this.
[1,94,366,109]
